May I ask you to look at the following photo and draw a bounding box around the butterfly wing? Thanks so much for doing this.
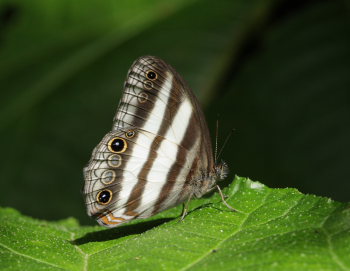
[83,56,215,227]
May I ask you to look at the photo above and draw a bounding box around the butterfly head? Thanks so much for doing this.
[215,161,229,180]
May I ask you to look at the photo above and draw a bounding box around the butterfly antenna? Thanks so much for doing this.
[217,128,235,161]
[214,117,219,165]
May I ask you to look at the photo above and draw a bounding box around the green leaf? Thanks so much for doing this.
[1,177,350,271]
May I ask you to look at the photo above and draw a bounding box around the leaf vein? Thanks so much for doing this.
[0,242,68,270]
[179,190,272,270]
[321,228,350,271]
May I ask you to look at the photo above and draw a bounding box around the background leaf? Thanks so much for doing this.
[1,177,350,270]
[206,0,350,202]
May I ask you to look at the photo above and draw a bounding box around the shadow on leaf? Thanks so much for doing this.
[72,218,173,245]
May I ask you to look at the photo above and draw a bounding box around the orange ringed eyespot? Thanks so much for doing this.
[125,130,135,138]
[97,189,112,205]
[143,80,153,90]
[146,70,157,80]
[108,137,127,153]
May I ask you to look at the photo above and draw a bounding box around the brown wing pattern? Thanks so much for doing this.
[83,56,217,227]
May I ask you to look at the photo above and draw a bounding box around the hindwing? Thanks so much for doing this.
[84,56,216,227]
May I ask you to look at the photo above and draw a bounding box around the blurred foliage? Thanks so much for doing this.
[0,0,349,225]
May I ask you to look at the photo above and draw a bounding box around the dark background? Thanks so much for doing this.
[0,0,349,225]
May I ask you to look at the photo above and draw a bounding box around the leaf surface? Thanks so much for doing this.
[1,177,349,271]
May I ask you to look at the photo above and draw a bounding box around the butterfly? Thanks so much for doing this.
[83,56,232,227]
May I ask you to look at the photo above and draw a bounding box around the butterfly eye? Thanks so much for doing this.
[97,189,112,205]
[108,137,127,153]
[146,70,157,80]
[125,129,135,138]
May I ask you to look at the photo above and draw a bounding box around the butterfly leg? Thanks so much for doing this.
[180,193,193,221]
[216,185,237,212]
